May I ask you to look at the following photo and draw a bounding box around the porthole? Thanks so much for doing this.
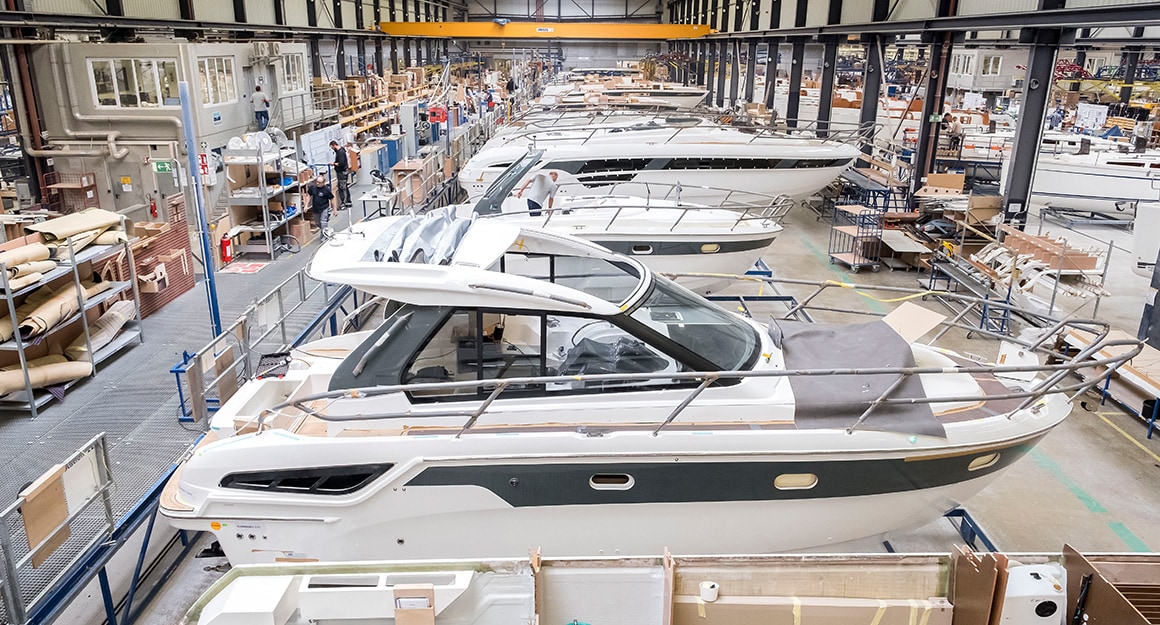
[631,244,653,255]
[968,452,1000,472]
[700,243,721,254]
[774,473,818,490]
[590,473,634,490]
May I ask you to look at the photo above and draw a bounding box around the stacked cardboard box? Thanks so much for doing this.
[100,194,195,318]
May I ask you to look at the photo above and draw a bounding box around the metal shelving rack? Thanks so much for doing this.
[828,204,883,273]
[0,235,143,417]
[223,143,301,259]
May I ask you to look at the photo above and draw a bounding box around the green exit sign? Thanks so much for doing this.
[151,160,174,174]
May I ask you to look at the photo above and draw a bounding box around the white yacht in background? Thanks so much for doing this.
[461,150,792,293]
[460,121,861,202]
[1003,150,1160,212]
[160,216,1132,566]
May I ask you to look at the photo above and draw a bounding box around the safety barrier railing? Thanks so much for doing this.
[250,277,1139,437]
[171,268,333,424]
[0,434,115,625]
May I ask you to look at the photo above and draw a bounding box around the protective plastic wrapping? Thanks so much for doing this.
[558,337,669,376]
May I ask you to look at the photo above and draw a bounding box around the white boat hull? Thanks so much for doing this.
[166,440,1041,564]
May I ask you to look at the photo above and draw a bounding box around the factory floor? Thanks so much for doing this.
[9,185,1160,623]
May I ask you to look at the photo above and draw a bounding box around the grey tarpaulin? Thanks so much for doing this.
[775,319,946,438]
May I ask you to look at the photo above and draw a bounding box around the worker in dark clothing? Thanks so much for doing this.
[329,140,351,209]
[304,174,336,237]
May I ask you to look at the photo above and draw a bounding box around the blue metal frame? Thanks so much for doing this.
[1099,374,1160,439]
[170,351,220,423]
[24,453,194,625]
[944,508,998,552]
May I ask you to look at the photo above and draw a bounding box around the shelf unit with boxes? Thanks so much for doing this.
[223,144,303,260]
[0,234,142,417]
[42,171,99,214]
[828,204,884,273]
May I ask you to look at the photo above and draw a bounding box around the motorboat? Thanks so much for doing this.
[159,216,1135,566]
[1001,150,1160,212]
[460,150,791,293]
[460,120,861,202]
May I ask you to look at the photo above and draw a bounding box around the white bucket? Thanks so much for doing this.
[699,581,719,603]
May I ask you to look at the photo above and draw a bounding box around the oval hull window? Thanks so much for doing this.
[700,243,721,254]
[590,473,634,490]
[631,245,653,255]
[774,473,818,490]
[968,452,1000,472]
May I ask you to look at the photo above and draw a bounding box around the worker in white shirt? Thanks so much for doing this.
[516,171,559,217]
[253,85,271,130]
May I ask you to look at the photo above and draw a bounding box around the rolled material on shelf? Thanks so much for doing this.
[26,209,122,242]
[94,231,129,245]
[8,273,45,292]
[0,243,51,269]
[65,300,135,362]
[7,261,57,280]
[17,280,113,340]
[0,354,92,397]
[0,288,57,342]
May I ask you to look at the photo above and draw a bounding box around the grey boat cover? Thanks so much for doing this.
[774,319,946,438]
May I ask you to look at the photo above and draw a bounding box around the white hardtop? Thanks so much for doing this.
[307,214,648,315]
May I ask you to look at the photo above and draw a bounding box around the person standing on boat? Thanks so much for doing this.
[305,174,337,237]
[516,171,558,217]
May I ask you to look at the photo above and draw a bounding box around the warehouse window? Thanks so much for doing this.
[89,58,179,108]
[981,56,1002,76]
[283,54,306,93]
[197,57,237,106]
[961,55,973,75]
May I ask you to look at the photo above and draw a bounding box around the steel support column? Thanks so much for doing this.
[743,41,756,102]
[337,38,349,78]
[1071,48,1086,92]
[716,40,728,107]
[858,35,883,158]
[786,39,804,126]
[403,39,412,67]
[817,39,837,134]
[1003,29,1060,228]
[728,39,741,107]
[764,39,778,109]
[696,41,707,87]
[391,38,400,72]
[1120,47,1140,103]
[911,36,953,192]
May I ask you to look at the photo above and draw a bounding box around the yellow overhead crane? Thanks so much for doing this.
[378,21,712,39]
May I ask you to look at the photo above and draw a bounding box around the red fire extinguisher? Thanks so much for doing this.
[149,195,158,218]
[220,234,233,265]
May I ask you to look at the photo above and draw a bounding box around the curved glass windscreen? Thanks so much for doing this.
[628,277,758,370]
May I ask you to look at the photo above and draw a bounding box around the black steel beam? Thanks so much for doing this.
[911,36,953,192]
[749,0,759,30]
[708,0,719,30]
[1004,30,1058,228]
[764,38,778,109]
[391,37,400,72]
[733,0,743,32]
[697,2,1160,40]
[786,39,803,126]
[728,39,740,105]
[234,0,247,23]
[105,0,124,16]
[1121,48,1140,103]
[337,38,348,78]
[743,40,756,101]
[817,39,837,133]
[858,35,882,158]
[715,40,727,106]
[179,0,195,21]
[793,0,806,28]
[768,0,779,29]
[696,40,707,86]
[827,0,842,26]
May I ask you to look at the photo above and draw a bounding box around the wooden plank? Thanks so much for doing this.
[19,463,70,568]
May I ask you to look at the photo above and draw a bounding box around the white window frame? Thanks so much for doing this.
[981,55,1002,76]
[88,58,180,109]
[282,54,307,93]
[197,56,238,106]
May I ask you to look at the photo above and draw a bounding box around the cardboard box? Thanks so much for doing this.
[673,595,952,625]
[392,584,435,625]
[289,216,315,245]
[134,221,171,238]
[914,172,966,196]
[966,195,1003,225]
[138,262,168,293]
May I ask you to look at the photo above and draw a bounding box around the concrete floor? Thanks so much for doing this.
[68,184,1160,622]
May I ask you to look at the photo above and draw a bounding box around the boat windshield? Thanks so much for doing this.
[627,277,758,370]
